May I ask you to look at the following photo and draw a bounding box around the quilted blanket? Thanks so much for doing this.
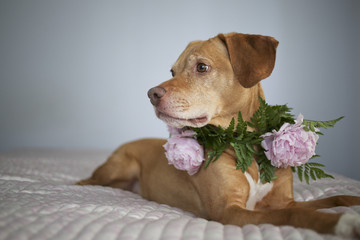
[1,149,360,240]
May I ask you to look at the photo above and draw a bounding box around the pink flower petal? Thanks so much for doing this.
[261,114,318,168]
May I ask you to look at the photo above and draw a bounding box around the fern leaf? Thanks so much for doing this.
[297,165,304,182]
[309,169,316,181]
[303,116,344,131]
[304,165,310,184]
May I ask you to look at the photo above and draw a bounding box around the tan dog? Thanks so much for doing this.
[78,33,360,238]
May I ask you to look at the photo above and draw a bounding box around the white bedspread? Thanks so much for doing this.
[1,149,360,240]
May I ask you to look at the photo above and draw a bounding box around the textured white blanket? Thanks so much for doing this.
[1,149,360,240]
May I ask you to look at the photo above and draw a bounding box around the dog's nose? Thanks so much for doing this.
[147,87,166,106]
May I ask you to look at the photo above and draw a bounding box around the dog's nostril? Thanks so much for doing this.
[147,87,166,106]
[148,87,166,99]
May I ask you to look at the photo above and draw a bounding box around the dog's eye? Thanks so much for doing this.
[196,63,209,73]
[170,69,175,77]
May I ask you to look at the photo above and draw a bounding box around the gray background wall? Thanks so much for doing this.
[1,0,359,180]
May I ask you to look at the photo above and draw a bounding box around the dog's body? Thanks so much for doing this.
[78,33,360,238]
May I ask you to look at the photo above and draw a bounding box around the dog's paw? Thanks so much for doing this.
[335,213,360,238]
[76,178,93,185]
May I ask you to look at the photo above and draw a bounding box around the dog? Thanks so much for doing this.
[78,32,360,238]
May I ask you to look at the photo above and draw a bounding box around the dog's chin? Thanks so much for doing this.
[156,110,209,128]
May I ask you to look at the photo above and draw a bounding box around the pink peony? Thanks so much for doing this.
[261,114,319,168]
[163,126,204,175]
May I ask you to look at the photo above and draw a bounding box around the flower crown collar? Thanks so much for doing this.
[163,97,343,183]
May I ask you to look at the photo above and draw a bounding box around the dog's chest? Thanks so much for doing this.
[244,172,274,210]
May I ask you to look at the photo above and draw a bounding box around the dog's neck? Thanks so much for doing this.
[209,83,265,129]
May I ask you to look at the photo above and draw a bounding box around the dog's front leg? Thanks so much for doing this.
[77,138,165,190]
[76,142,140,189]
[291,195,360,209]
[220,205,360,238]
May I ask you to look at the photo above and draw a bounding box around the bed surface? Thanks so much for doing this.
[1,149,360,240]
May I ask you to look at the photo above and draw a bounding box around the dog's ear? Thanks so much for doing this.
[217,33,278,88]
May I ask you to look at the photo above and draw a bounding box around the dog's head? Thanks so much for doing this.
[148,32,278,128]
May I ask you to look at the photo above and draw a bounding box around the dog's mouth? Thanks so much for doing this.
[156,110,208,128]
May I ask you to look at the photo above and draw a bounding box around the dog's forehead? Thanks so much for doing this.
[172,37,228,71]
[172,41,203,70]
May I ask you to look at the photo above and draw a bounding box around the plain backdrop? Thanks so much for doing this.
[1,0,359,180]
